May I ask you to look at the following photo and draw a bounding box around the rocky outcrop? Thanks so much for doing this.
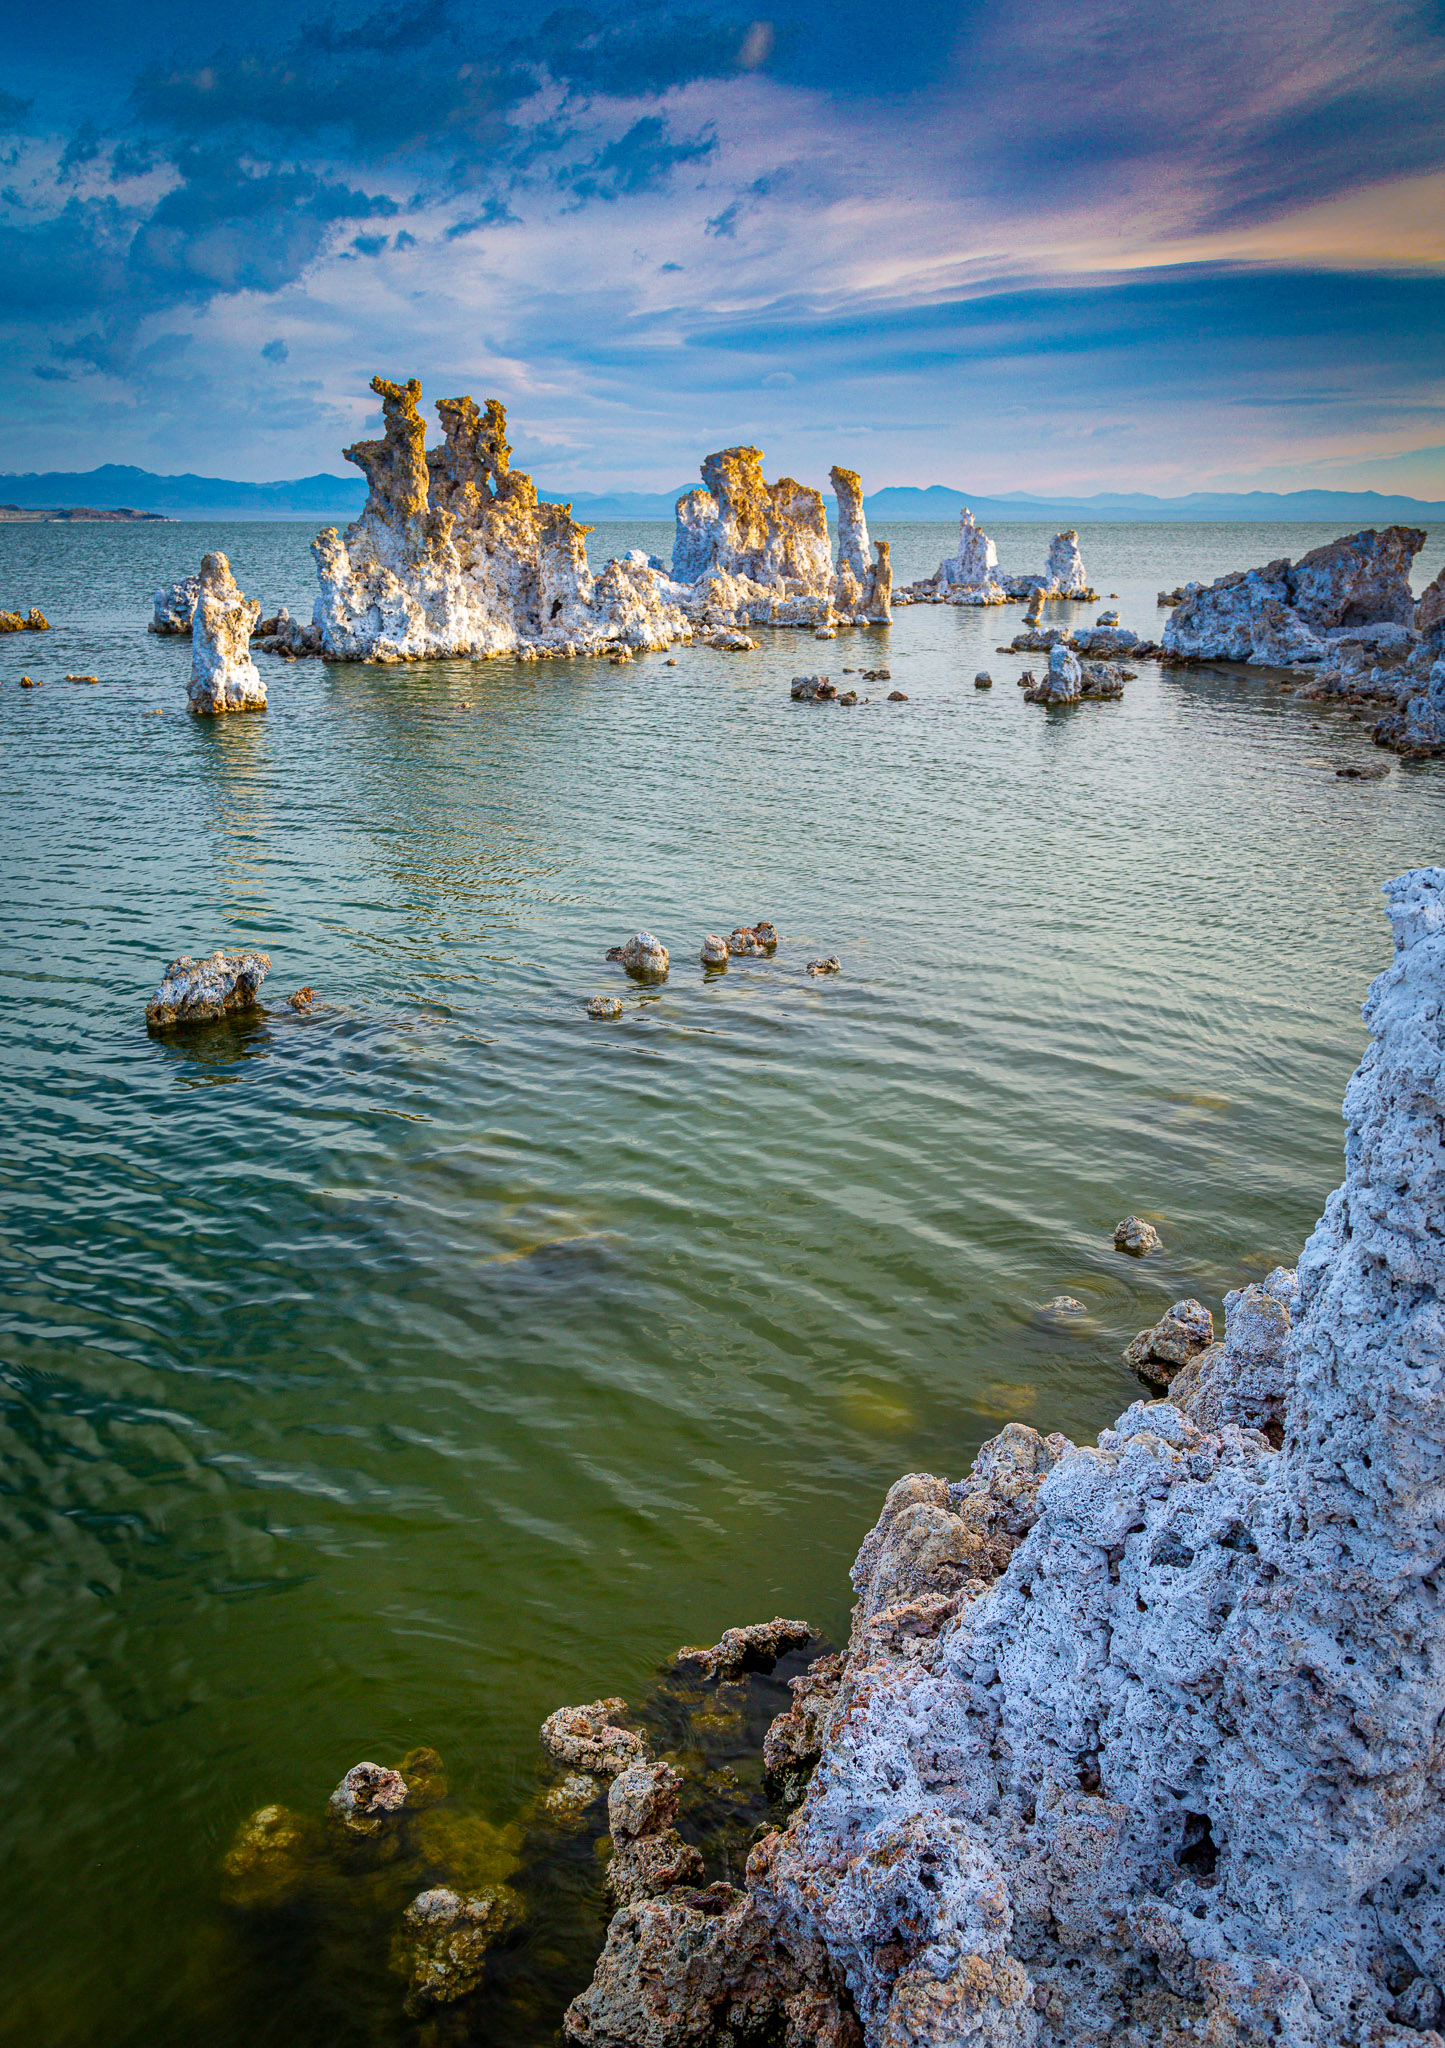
[1121,1295,1214,1386]
[1162,527,1425,667]
[150,575,200,634]
[667,448,891,629]
[305,378,688,662]
[565,863,1445,2048]
[144,949,270,1028]
[897,524,1097,608]
[189,553,265,713]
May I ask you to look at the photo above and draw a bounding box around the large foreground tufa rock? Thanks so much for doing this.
[145,949,271,1028]
[567,864,1445,2048]
[189,553,266,713]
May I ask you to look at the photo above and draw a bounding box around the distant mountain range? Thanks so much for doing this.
[1,464,1442,525]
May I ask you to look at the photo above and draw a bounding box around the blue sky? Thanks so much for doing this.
[3,0,1443,493]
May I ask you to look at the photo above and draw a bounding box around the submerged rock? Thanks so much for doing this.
[700,935,730,967]
[219,1803,319,1912]
[1122,1296,1214,1384]
[791,674,835,701]
[144,949,271,1029]
[562,865,1445,2048]
[806,956,841,976]
[1113,1215,1162,1255]
[150,574,200,635]
[587,995,624,1018]
[974,671,993,688]
[1023,643,1083,703]
[189,553,266,714]
[392,1884,517,2014]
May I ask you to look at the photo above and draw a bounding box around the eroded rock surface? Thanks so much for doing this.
[150,575,199,634]
[1162,527,1425,669]
[540,1699,650,1777]
[189,552,266,713]
[1121,1296,1215,1385]
[144,949,271,1029]
[307,378,688,662]
[567,864,1445,2048]
[677,1618,813,1682]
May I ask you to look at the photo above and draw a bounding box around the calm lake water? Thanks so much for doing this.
[2,517,1444,2047]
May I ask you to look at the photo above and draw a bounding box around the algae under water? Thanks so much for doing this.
[1,518,1444,2047]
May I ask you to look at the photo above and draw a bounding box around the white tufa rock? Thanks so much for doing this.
[309,379,688,662]
[1162,527,1425,668]
[667,447,891,630]
[189,553,266,713]
[1024,643,1082,703]
[937,508,1007,605]
[656,864,1445,2048]
[144,948,271,1028]
[1042,529,1094,599]
[150,574,200,635]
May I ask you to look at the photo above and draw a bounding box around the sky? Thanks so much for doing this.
[2,0,1443,495]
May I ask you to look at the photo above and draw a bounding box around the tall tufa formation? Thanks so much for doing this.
[308,377,688,662]
[667,447,891,629]
[567,866,1445,2048]
[189,552,265,713]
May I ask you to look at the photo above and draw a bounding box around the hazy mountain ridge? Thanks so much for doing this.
[2,466,1442,524]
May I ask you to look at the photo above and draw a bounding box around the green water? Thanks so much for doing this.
[2,518,1443,2046]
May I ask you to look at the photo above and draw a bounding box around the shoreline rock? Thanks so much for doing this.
[559,864,1445,2048]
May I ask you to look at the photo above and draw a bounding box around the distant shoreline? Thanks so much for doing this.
[0,505,172,523]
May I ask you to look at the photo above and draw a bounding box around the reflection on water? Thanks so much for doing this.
[1,516,1443,2046]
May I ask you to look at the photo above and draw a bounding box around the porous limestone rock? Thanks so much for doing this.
[617,932,668,981]
[540,1698,650,1777]
[700,935,730,967]
[327,1761,409,1836]
[392,1885,516,2013]
[1042,530,1095,599]
[937,508,1007,604]
[807,956,841,976]
[219,1803,318,1912]
[1023,644,1082,704]
[791,674,835,701]
[1374,655,1445,757]
[1121,1296,1214,1384]
[764,1652,846,1805]
[1163,528,1425,667]
[668,448,890,629]
[188,552,265,713]
[309,378,688,662]
[676,1618,813,1682]
[1168,1267,1298,1440]
[144,949,271,1028]
[1113,1215,1162,1256]
[677,865,1445,2048]
[605,1760,706,1905]
[588,995,624,1017]
[150,574,200,634]
[1416,564,1445,649]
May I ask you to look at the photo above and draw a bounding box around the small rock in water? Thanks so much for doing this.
[287,987,316,1011]
[394,1885,517,2014]
[19,674,39,687]
[752,921,779,949]
[790,674,836,701]
[1036,1294,1090,1325]
[728,927,766,957]
[1337,763,1390,779]
[887,690,908,700]
[618,932,669,981]
[700,935,730,967]
[861,668,890,681]
[26,609,49,631]
[609,649,633,664]
[539,1697,650,1776]
[1158,586,1187,605]
[675,1617,813,1681]
[539,1771,604,1826]
[1123,1297,1214,1385]
[705,628,757,652]
[837,689,858,705]
[806,956,841,976]
[664,657,678,666]
[587,995,624,1018]
[66,673,99,683]
[813,627,837,640]
[145,948,271,1029]
[1096,609,1120,627]
[326,1761,409,1836]
[1113,1215,1163,1255]
[974,671,993,689]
